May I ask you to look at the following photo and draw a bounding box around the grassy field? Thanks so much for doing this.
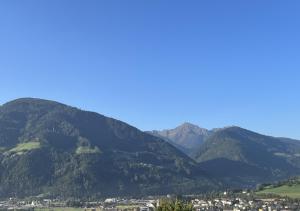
[257,184,300,198]
[76,146,101,154]
[35,208,82,211]
[9,142,41,154]
[35,208,101,211]
[0,147,6,152]
[116,205,139,209]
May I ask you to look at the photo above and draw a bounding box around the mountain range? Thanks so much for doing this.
[0,98,215,199]
[149,123,300,187]
[148,123,211,156]
[0,98,300,199]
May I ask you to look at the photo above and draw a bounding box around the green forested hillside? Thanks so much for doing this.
[150,123,300,188]
[0,98,216,198]
[1,98,300,198]
[194,127,300,186]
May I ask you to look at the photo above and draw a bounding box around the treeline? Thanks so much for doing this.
[256,176,300,191]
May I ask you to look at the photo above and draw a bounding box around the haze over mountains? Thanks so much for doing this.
[1,98,300,199]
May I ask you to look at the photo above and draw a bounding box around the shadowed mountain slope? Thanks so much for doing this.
[0,98,216,198]
[194,127,300,186]
[151,123,300,187]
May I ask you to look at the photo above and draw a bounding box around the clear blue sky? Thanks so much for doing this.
[0,0,300,139]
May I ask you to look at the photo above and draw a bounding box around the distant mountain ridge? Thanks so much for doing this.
[150,124,300,187]
[148,123,212,155]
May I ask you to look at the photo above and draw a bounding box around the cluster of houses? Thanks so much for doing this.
[0,198,63,210]
[191,197,300,211]
[1,195,300,211]
[0,197,157,211]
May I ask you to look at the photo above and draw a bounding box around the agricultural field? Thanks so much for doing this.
[35,207,101,211]
[75,146,101,154]
[257,184,300,198]
[116,204,140,209]
[9,142,41,154]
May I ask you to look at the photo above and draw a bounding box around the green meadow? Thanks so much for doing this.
[34,207,101,211]
[9,142,41,154]
[257,184,300,198]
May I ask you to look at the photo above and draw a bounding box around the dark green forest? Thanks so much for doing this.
[0,98,215,199]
